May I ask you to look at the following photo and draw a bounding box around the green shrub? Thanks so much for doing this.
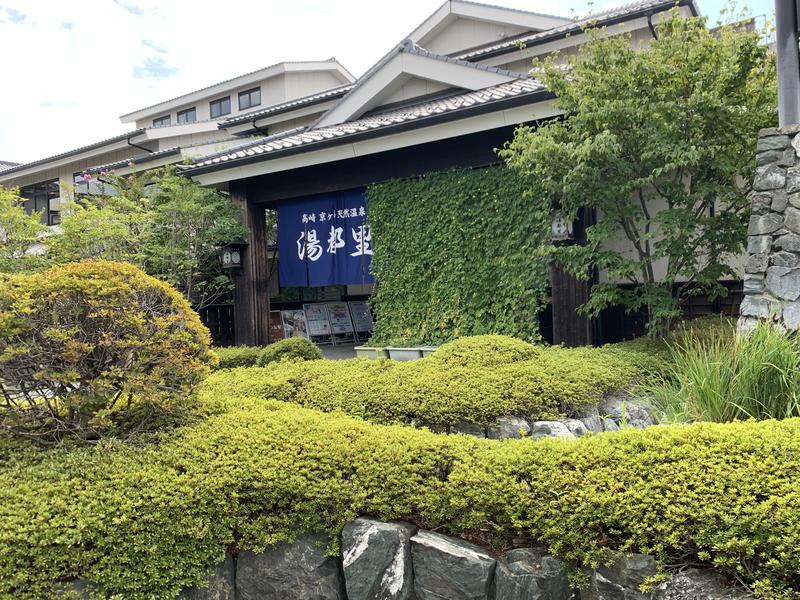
[257,337,323,366]
[213,346,263,369]
[648,320,800,423]
[0,261,215,444]
[205,336,662,427]
[1,402,799,598]
[427,334,540,367]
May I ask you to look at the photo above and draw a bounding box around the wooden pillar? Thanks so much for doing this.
[230,181,271,346]
[550,265,594,347]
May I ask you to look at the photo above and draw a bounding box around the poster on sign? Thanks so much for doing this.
[303,303,333,338]
[326,302,355,335]
[281,309,309,339]
[348,301,374,333]
[278,188,374,288]
[269,311,285,342]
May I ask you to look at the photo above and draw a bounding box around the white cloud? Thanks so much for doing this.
[0,0,771,164]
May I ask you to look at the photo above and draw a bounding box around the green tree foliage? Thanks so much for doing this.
[0,261,216,445]
[46,168,246,308]
[501,11,777,335]
[367,167,550,345]
[0,187,48,273]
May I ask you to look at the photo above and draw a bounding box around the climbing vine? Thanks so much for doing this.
[367,166,550,345]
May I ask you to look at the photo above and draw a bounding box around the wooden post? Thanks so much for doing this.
[230,181,271,346]
[550,264,594,347]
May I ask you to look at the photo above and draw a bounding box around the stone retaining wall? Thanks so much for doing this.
[63,518,753,600]
[175,519,751,600]
[739,125,800,331]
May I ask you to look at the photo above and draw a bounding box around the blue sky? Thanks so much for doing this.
[0,0,775,164]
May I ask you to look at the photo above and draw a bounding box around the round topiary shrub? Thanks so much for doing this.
[257,337,323,366]
[427,334,540,368]
[213,346,263,369]
[0,261,216,444]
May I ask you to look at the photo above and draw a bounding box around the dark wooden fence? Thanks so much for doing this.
[197,304,235,347]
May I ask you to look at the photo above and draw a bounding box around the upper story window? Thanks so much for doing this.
[177,107,197,124]
[239,87,261,111]
[153,115,171,127]
[19,179,60,226]
[210,96,231,118]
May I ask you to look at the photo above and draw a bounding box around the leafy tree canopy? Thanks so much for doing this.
[501,10,777,335]
[0,187,48,274]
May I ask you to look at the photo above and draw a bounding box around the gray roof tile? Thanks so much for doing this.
[184,78,544,172]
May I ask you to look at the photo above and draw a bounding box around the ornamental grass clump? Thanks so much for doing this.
[648,320,800,423]
[0,261,216,444]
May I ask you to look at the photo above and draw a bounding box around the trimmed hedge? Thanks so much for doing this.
[213,346,262,369]
[256,336,323,366]
[200,335,664,427]
[1,403,799,598]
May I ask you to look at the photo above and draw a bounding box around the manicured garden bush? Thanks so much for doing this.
[1,401,798,598]
[0,261,215,444]
[213,346,263,369]
[257,336,323,366]
[207,335,663,427]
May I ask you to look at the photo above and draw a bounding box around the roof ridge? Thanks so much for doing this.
[455,0,696,60]
[184,78,547,174]
[405,43,528,79]
[220,83,356,128]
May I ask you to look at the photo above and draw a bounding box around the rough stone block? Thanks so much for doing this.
[746,235,772,254]
[779,147,797,167]
[789,192,800,209]
[772,189,789,212]
[771,251,800,268]
[784,207,800,234]
[766,266,800,301]
[598,394,655,429]
[747,192,773,215]
[755,149,782,166]
[180,555,235,600]
[784,302,800,331]
[754,164,786,190]
[756,133,789,152]
[779,124,800,134]
[53,580,100,599]
[576,405,603,433]
[601,417,620,432]
[774,233,800,252]
[793,131,800,156]
[583,554,657,600]
[653,568,754,599]
[744,252,769,274]
[411,530,496,600]
[451,421,486,438]
[236,533,345,600]
[747,213,783,235]
[487,416,530,440]
[743,274,764,294]
[787,166,800,193]
[494,547,572,600]
[562,418,590,437]
[529,421,576,440]
[739,295,778,318]
[342,519,416,600]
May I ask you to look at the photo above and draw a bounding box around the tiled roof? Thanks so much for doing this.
[403,41,527,78]
[0,160,20,172]
[84,146,182,174]
[220,84,356,128]
[185,78,545,172]
[455,0,697,60]
[0,129,147,178]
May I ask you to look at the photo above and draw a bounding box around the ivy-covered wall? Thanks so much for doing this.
[367,167,550,345]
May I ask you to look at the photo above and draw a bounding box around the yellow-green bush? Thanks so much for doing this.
[213,346,263,369]
[0,261,215,444]
[256,336,323,366]
[1,403,799,598]
[204,335,663,427]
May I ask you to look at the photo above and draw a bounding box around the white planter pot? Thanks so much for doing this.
[354,346,389,360]
[387,347,423,361]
